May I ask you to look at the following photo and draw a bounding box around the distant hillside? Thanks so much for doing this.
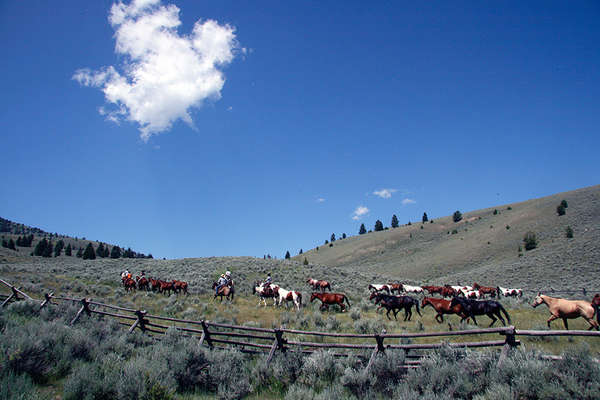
[0,217,151,262]
[293,185,600,290]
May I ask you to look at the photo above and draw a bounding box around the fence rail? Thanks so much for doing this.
[1,278,599,371]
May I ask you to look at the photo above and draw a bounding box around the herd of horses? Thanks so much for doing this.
[120,273,600,331]
[120,273,188,295]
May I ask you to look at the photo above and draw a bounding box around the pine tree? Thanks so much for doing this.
[299,249,303,255]
[16,236,23,246]
[34,239,47,256]
[8,238,16,250]
[342,233,347,239]
[422,212,428,223]
[303,257,309,265]
[76,247,83,258]
[83,243,96,260]
[103,246,110,258]
[330,233,336,242]
[65,243,72,256]
[359,224,367,235]
[43,241,53,257]
[391,215,399,228]
[374,220,384,232]
[96,243,105,258]
[453,210,463,223]
[54,240,64,257]
[111,245,121,259]
[285,251,291,259]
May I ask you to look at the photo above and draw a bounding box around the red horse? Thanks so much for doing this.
[472,283,497,298]
[173,280,189,295]
[421,297,468,323]
[307,278,332,292]
[422,285,445,296]
[310,292,351,312]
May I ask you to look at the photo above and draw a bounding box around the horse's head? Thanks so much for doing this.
[310,293,319,302]
[421,298,430,308]
[306,278,312,283]
[369,292,378,301]
[472,283,480,289]
[593,294,600,306]
[450,297,462,308]
[532,293,544,308]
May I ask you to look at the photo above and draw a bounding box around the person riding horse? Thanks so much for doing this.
[264,273,272,287]
[215,271,232,296]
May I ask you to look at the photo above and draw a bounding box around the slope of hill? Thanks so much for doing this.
[293,185,600,290]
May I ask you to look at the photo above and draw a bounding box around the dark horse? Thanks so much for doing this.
[310,292,351,312]
[593,294,600,324]
[370,293,422,321]
[450,297,511,327]
[212,281,235,302]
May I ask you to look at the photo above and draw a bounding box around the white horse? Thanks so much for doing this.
[253,283,277,307]
[461,289,482,299]
[274,286,302,310]
[497,286,523,297]
[402,284,424,294]
[368,284,391,293]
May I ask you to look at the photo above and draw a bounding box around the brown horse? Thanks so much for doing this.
[388,283,403,294]
[122,277,136,292]
[310,292,351,312]
[173,280,189,295]
[472,283,497,298]
[422,285,444,296]
[307,278,332,292]
[212,281,235,302]
[532,293,599,330]
[421,297,468,323]
[441,286,457,298]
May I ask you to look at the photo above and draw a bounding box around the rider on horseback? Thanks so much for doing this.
[215,271,232,295]
[264,273,272,287]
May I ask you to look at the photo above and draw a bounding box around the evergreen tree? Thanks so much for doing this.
[83,243,96,260]
[103,246,110,258]
[1,239,7,248]
[96,243,105,258]
[110,245,121,259]
[374,220,384,232]
[303,257,309,265]
[561,199,568,208]
[453,210,463,223]
[54,240,64,257]
[26,234,34,247]
[147,254,153,259]
[16,236,23,246]
[34,239,47,256]
[7,238,16,250]
[285,251,291,259]
[342,233,347,239]
[422,212,428,223]
[299,249,303,255]
[65,243,72,256]
[557,204,566,216]
[391,215,399,228]
[330,233,336,242]
[359,224,367,235]
[43,241,53,257]
[76,247,83,258]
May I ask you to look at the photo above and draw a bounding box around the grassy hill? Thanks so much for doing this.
[293,184,600,292]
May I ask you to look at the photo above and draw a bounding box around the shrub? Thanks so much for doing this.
[493,209,498,215]
[453,211,462,222]
[561,199,568,208]
[451,229,458,235]
[523,231,537,251]
[565,226,574,238]
[557,204,566,216]
[350,309,361,321]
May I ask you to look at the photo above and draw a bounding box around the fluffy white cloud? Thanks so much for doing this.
[373,188,397,199]
[73,0,241,140]
[402,198,416,205]
[316,198,325,203]
[352,206,370,220]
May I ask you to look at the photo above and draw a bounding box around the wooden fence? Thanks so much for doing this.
[2,278,600,372]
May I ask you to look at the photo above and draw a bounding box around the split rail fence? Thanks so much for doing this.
[2,278,600,371]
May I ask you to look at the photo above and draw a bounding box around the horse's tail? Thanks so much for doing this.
[415,299,422,316]
[344,294,351,308]
[498,303,511,324]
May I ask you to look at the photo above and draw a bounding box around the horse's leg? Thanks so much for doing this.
[547,314,559,328]
[487,313,497,327]
[386,308,392,320]
[436,313,443,323]
[562,317,569,330]
[496,310,506,326]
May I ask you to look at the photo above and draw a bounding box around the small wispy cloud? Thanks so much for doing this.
[316,197,325,203]
[73,0,242,141]
[402,198,416,205]
[352,206,369,220]
[373,188,397,199]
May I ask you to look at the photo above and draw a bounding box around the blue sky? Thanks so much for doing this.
[1,0,599,259]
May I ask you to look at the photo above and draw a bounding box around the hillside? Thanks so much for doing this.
[293,184,600,290]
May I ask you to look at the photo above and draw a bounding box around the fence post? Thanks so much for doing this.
[267,328,286,363]
[70,298,91,325]
[129,310,147,333]
[1,288,17,308]
[40,293,54,309]
[199,320,213,348]
[497,326,517,367]
[365,329,386,372]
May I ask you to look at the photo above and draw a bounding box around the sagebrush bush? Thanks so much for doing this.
[0,371,50,400]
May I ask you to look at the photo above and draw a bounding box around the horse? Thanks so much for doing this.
[422,285,445,296]
[461,289,482,299]
[368,284,390,294]
[441,286,458,298]
[307,278,332,292]
[472,283,497,298]
[149,278,161,292]
[136,276,149,291]
[370,293,422,321]
[388,283,403,294]
[159,280,174,296]
[173,280,188,295]
[497,286,522,297]
[310,292,351,312]
[402,284,424,295]
[274,286,302,310]
[212,281,235,302]
[122,277,136,292]
[592,294,600,324]
[421,297,468,323]
[450,297,511,327]
[532,293,598,330]
[252,282,277,307]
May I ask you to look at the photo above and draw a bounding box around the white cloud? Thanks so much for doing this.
[373,188,397,199]
[73,0,241,141]
[316,198,325,203]
[402,198,416,205]
[352,206,369,220]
